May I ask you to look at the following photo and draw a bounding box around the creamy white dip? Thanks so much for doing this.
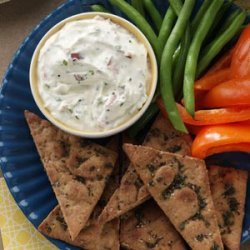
[37,16,151,132]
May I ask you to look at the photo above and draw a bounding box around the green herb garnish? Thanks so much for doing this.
[63,59,68,66]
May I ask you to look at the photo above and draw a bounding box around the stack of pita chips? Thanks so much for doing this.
[98,115,192,224]
[123,144,224,249]
[25,111,248,250]
[25,111,119,249]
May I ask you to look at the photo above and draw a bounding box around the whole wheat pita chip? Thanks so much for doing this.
[124,144,223,250]
[208,165,248,250]
[143,115,192,155]
[39,137,120,249]
[98,114,192,224]
[25,111,117,240]
[120,200,186,250]
[39,205,119,250]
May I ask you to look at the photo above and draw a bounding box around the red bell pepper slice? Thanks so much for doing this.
[191,124,250,159]
[200,77,250,108]
[187,120,250,135]
[205,143,250,157]
[231,25,250,79]
[205,48,233,76]
[194,68,231,92]
[157,98,250,126]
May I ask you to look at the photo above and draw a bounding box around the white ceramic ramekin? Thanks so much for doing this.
[30,12,158,138]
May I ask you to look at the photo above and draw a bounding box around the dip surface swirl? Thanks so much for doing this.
[37,16,151,132]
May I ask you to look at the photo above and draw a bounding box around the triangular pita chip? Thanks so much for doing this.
[208,165,248,250]
[124,144,223,250]
[120,200,186,250]
[39,205,119,250]
[39,137,120,249]
[98,114,192,224]
[25,111,117,240]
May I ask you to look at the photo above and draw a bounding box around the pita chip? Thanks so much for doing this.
[25,111,117,240]
[208,165,248,250]
[124,144,223,250]
[39,205,119,250]
[98,114,192,224]
[120,200,186,250]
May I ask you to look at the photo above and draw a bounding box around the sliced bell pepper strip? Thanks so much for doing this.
[192,124,250,159]
[194,90,208,110]
[194,68,231,92]
[157,98,250,126]
[201,77,250,108]
[231,24,250,79]
[181,91,206,110]
[205,143,250,157]
[187,120,250,135]
[240,120,250,125]
[204,48,233,76]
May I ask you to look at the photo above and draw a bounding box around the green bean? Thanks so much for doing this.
[131,0,145,17]
[173,27,191,98]
[128,102,159,138]
[152,46,180,100]
[169,0,191,98]
[216,9,242,38]
[205,1,233,42]
[183,0,224,116]
[191,0,211,34]
[172,45,181,69]
[197,11,246,78]
[109,0,160,61]
[90,4,110,13]
[143,0,163,33]
[169,0,182,15]
[158,7,176,54]
[160,0,195,133]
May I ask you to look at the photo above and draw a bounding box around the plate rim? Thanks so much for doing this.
[0,0,250,248]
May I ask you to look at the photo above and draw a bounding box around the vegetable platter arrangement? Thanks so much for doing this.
[96,0,250,160]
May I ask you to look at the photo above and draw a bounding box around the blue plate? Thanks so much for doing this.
[0,0,249,249]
